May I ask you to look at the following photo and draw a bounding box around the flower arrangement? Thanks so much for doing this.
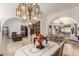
[34,34,47,49]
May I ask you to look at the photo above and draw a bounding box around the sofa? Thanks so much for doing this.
[12,32,23,42]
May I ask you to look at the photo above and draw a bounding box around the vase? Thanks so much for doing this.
[36,42,44,49]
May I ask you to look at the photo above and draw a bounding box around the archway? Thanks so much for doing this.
[2,17,30,38]
[2,17,29,55]
[48,16,78,38]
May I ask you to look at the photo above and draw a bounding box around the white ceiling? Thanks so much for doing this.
[39,3,79,16]
[53,17,78,26]
[0,3,79,17]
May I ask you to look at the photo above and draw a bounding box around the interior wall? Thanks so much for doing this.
[0,3,17,19]
[3,18,22,37]
[40,13,47,36]
[44,6,79,35]
[0,21,2,53]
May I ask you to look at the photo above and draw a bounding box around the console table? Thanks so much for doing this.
[15,41,61,56]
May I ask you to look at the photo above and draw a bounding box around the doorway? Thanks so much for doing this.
[21,25,28,37]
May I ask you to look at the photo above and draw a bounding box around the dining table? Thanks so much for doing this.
[15,41,61,56]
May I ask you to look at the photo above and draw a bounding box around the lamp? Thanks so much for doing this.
[16,3,42,23]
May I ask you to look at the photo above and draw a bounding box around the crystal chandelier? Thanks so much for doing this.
[16,3,42,24]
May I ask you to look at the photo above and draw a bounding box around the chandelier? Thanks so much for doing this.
[16,3,42,24]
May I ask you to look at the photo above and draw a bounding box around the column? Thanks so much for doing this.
[75,24,77,36]
[28,25,32,41]
[0,24,3,55]
[28,25,30,39]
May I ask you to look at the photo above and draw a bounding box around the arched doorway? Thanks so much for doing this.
[2,17,29,55]
[2,16,41,55]
[48,16,78,38]
[48,16,79,56]
[3,18,22,38]
[21,25,28,37]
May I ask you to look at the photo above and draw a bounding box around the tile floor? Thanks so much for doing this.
[63,40,79,56]
[2,35,33,56]
[2,35,79,56]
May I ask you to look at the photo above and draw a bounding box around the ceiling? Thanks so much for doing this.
[39,3,79,16]
[52,17,78,26]
[0,3,79,18]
